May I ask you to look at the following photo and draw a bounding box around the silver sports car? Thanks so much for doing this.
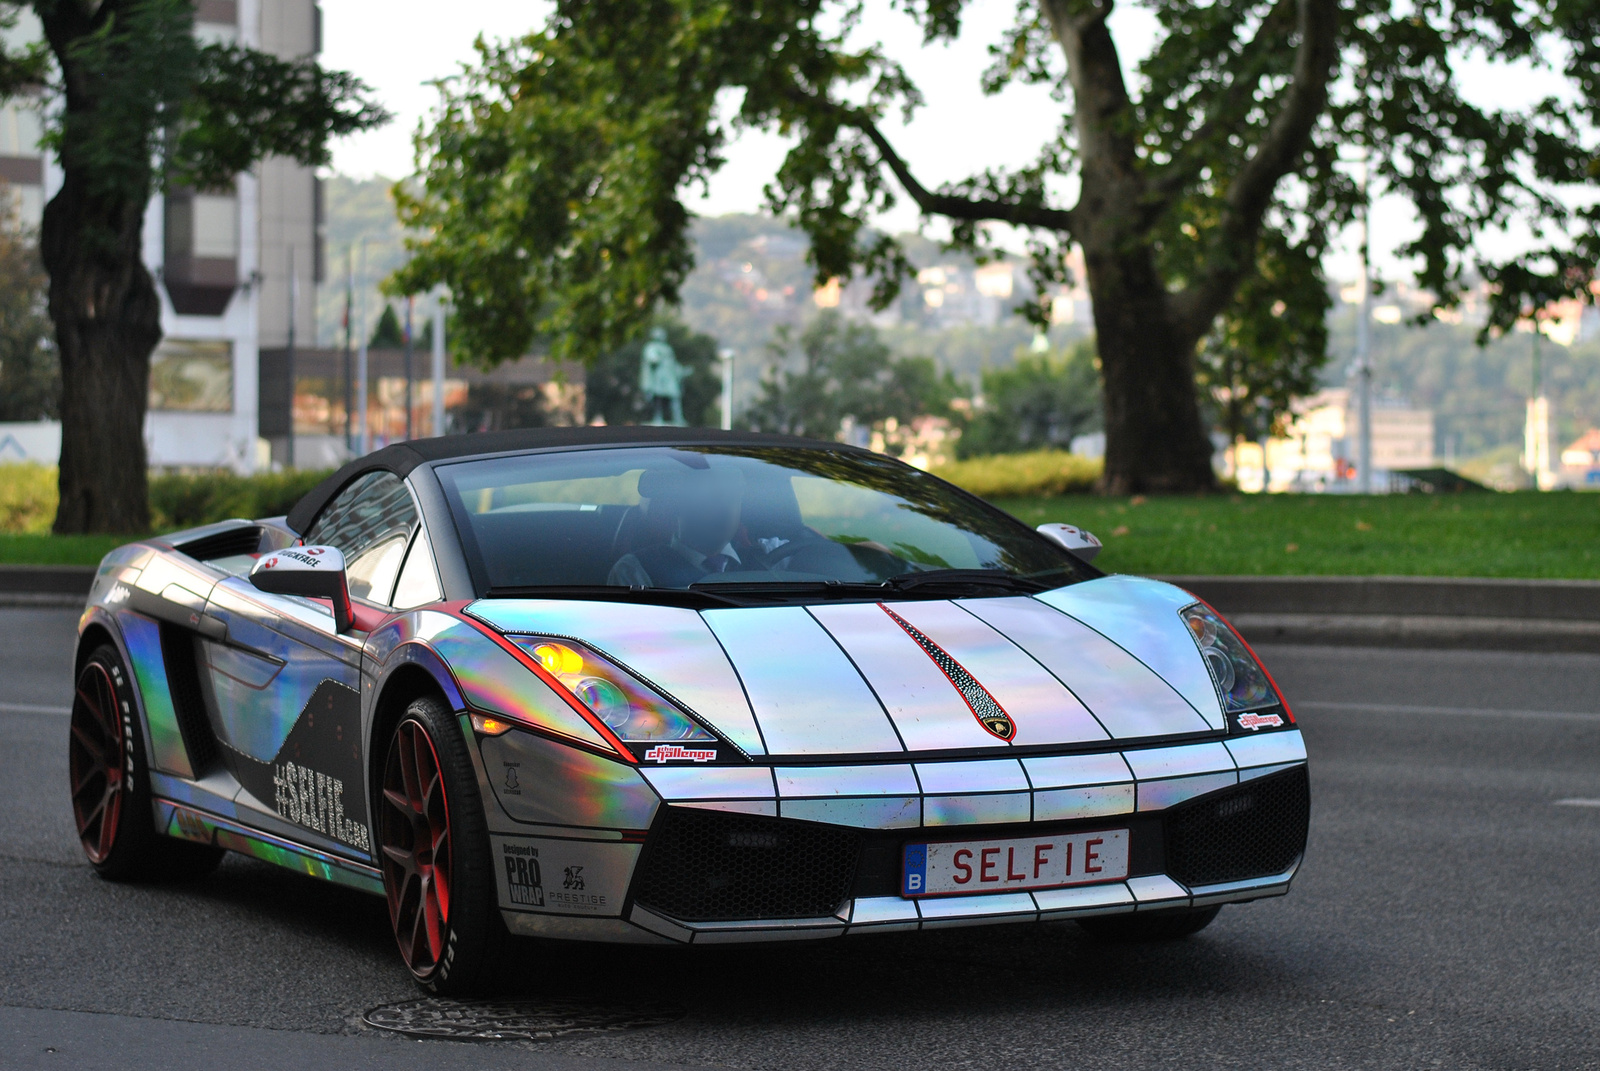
[69,428,1308,993]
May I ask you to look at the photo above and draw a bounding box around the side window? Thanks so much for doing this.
[305,471,418,605]
[391,525,442,609]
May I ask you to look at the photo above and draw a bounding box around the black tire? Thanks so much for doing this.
[377,695,503,995]
[68,643,225,881]
[1076,905,1222,942]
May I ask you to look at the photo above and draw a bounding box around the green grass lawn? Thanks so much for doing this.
[3,492,1597,578]
[996,492,1600,578]
[0,533,135,567]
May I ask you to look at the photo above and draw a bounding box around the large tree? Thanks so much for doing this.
[0,0,385,532]
[395,1,1600,492]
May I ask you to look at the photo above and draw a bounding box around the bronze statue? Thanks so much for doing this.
[639,326,687,425]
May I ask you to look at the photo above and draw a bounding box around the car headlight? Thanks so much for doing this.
[1179,603,1292,727]
[510,636,717,745]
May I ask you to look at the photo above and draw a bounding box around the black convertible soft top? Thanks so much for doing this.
[284,426,857,533]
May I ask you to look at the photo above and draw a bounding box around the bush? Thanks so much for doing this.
[0,464,58,534]
[149,469,332,530]
[0,466,333,536]
[932,450,1103,499]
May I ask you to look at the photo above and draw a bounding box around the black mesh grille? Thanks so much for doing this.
[158,622,219,773]
[1165,764,1309,887]
[632,808,864,922]
[174,525,262,562]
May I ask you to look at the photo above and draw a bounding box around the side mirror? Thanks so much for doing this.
[1036,522,1102,563]
[250,545,353,632]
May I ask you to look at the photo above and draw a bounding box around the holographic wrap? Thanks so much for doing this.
[807,602,997,751]
[1123,742,1240,812]
[427,619,608,750]
[1035,576,1226,730]
[508,637,715,746]
[702,605,903,756]
[490,834,641,918]
[915,758,1031,826]
[114,610,192,777]
[80,513,1309,946]
[959,596,1213,740]
[158,800,383,895]
[479,730,658,830]
[882,600,1109,746]
[467,600,766,755]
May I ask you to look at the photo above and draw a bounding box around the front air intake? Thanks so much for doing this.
[632,808,864,922]
[1164,764,1310,887]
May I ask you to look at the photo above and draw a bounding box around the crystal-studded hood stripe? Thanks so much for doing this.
[878,603,1013,741]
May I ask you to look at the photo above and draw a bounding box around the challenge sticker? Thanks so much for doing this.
[642,744,717,764]
[1236,711,1285,731]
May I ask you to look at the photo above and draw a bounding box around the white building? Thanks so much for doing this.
[0,0,321,472]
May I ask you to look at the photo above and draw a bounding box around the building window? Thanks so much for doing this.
[164,188,240,316]
[150,339,234,412]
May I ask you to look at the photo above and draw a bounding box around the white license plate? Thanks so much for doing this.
[902,829,1130,898]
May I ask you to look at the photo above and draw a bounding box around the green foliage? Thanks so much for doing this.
[0,463,327,535]
[933,450,1102,498]
[1001,492,1600,580]
[587,319,721,427]
[147,469,331,531]
[29,1,389,202]
[741,312,961,440]
[958,339,1100,458]
[1198,232,1331,444]
[0,213,55,421]
[395,0,1600,479]
[369,304,404,348]
[0,463,56,533]
[173,43,390,190]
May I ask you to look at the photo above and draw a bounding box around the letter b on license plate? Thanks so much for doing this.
[902,829,1129,898]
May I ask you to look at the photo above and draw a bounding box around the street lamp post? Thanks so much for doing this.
[1356,152,1373,494]
[356,238,369,456]
[719,348,734,431]
[431,291,447,437]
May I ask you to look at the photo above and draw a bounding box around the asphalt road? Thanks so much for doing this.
[2,605,1598,1070]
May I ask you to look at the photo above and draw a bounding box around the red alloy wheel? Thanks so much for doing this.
[379,719,454,976]
[68,661,125,865]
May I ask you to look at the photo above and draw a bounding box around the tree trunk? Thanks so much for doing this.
[1082,241,1216,496]
[43,170,160,534]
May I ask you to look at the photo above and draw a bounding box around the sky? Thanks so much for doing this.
[320,1,1572,287]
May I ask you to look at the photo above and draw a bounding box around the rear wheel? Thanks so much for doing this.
[377,695,502,994]
[1076,905,1222,942]
[68,643,224,881]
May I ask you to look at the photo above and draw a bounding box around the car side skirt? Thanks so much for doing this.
[155,799,385,897]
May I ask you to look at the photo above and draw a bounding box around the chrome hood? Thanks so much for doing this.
[467,576,1223,758]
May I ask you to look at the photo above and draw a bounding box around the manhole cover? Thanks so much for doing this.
[364,997,684,1042]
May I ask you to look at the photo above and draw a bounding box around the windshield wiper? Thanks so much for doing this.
[884,569,1052,594]
[687,579,889,601]
[481,584,744,609]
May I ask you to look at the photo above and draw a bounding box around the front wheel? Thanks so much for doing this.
[377,695,502,994]
[68,643,223,881]
[1076,905,1222,942]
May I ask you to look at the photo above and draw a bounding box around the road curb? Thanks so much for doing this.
[1157,575,1600,652]
[0,565,94,609]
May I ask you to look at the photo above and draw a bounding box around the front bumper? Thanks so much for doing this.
[479,728,1309,944]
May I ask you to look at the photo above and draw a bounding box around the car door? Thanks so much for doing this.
[197,471,422,859]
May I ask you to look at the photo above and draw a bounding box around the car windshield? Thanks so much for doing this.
[435,445,1092,597]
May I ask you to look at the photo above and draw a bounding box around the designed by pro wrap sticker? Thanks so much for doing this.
[491,836,641,917]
